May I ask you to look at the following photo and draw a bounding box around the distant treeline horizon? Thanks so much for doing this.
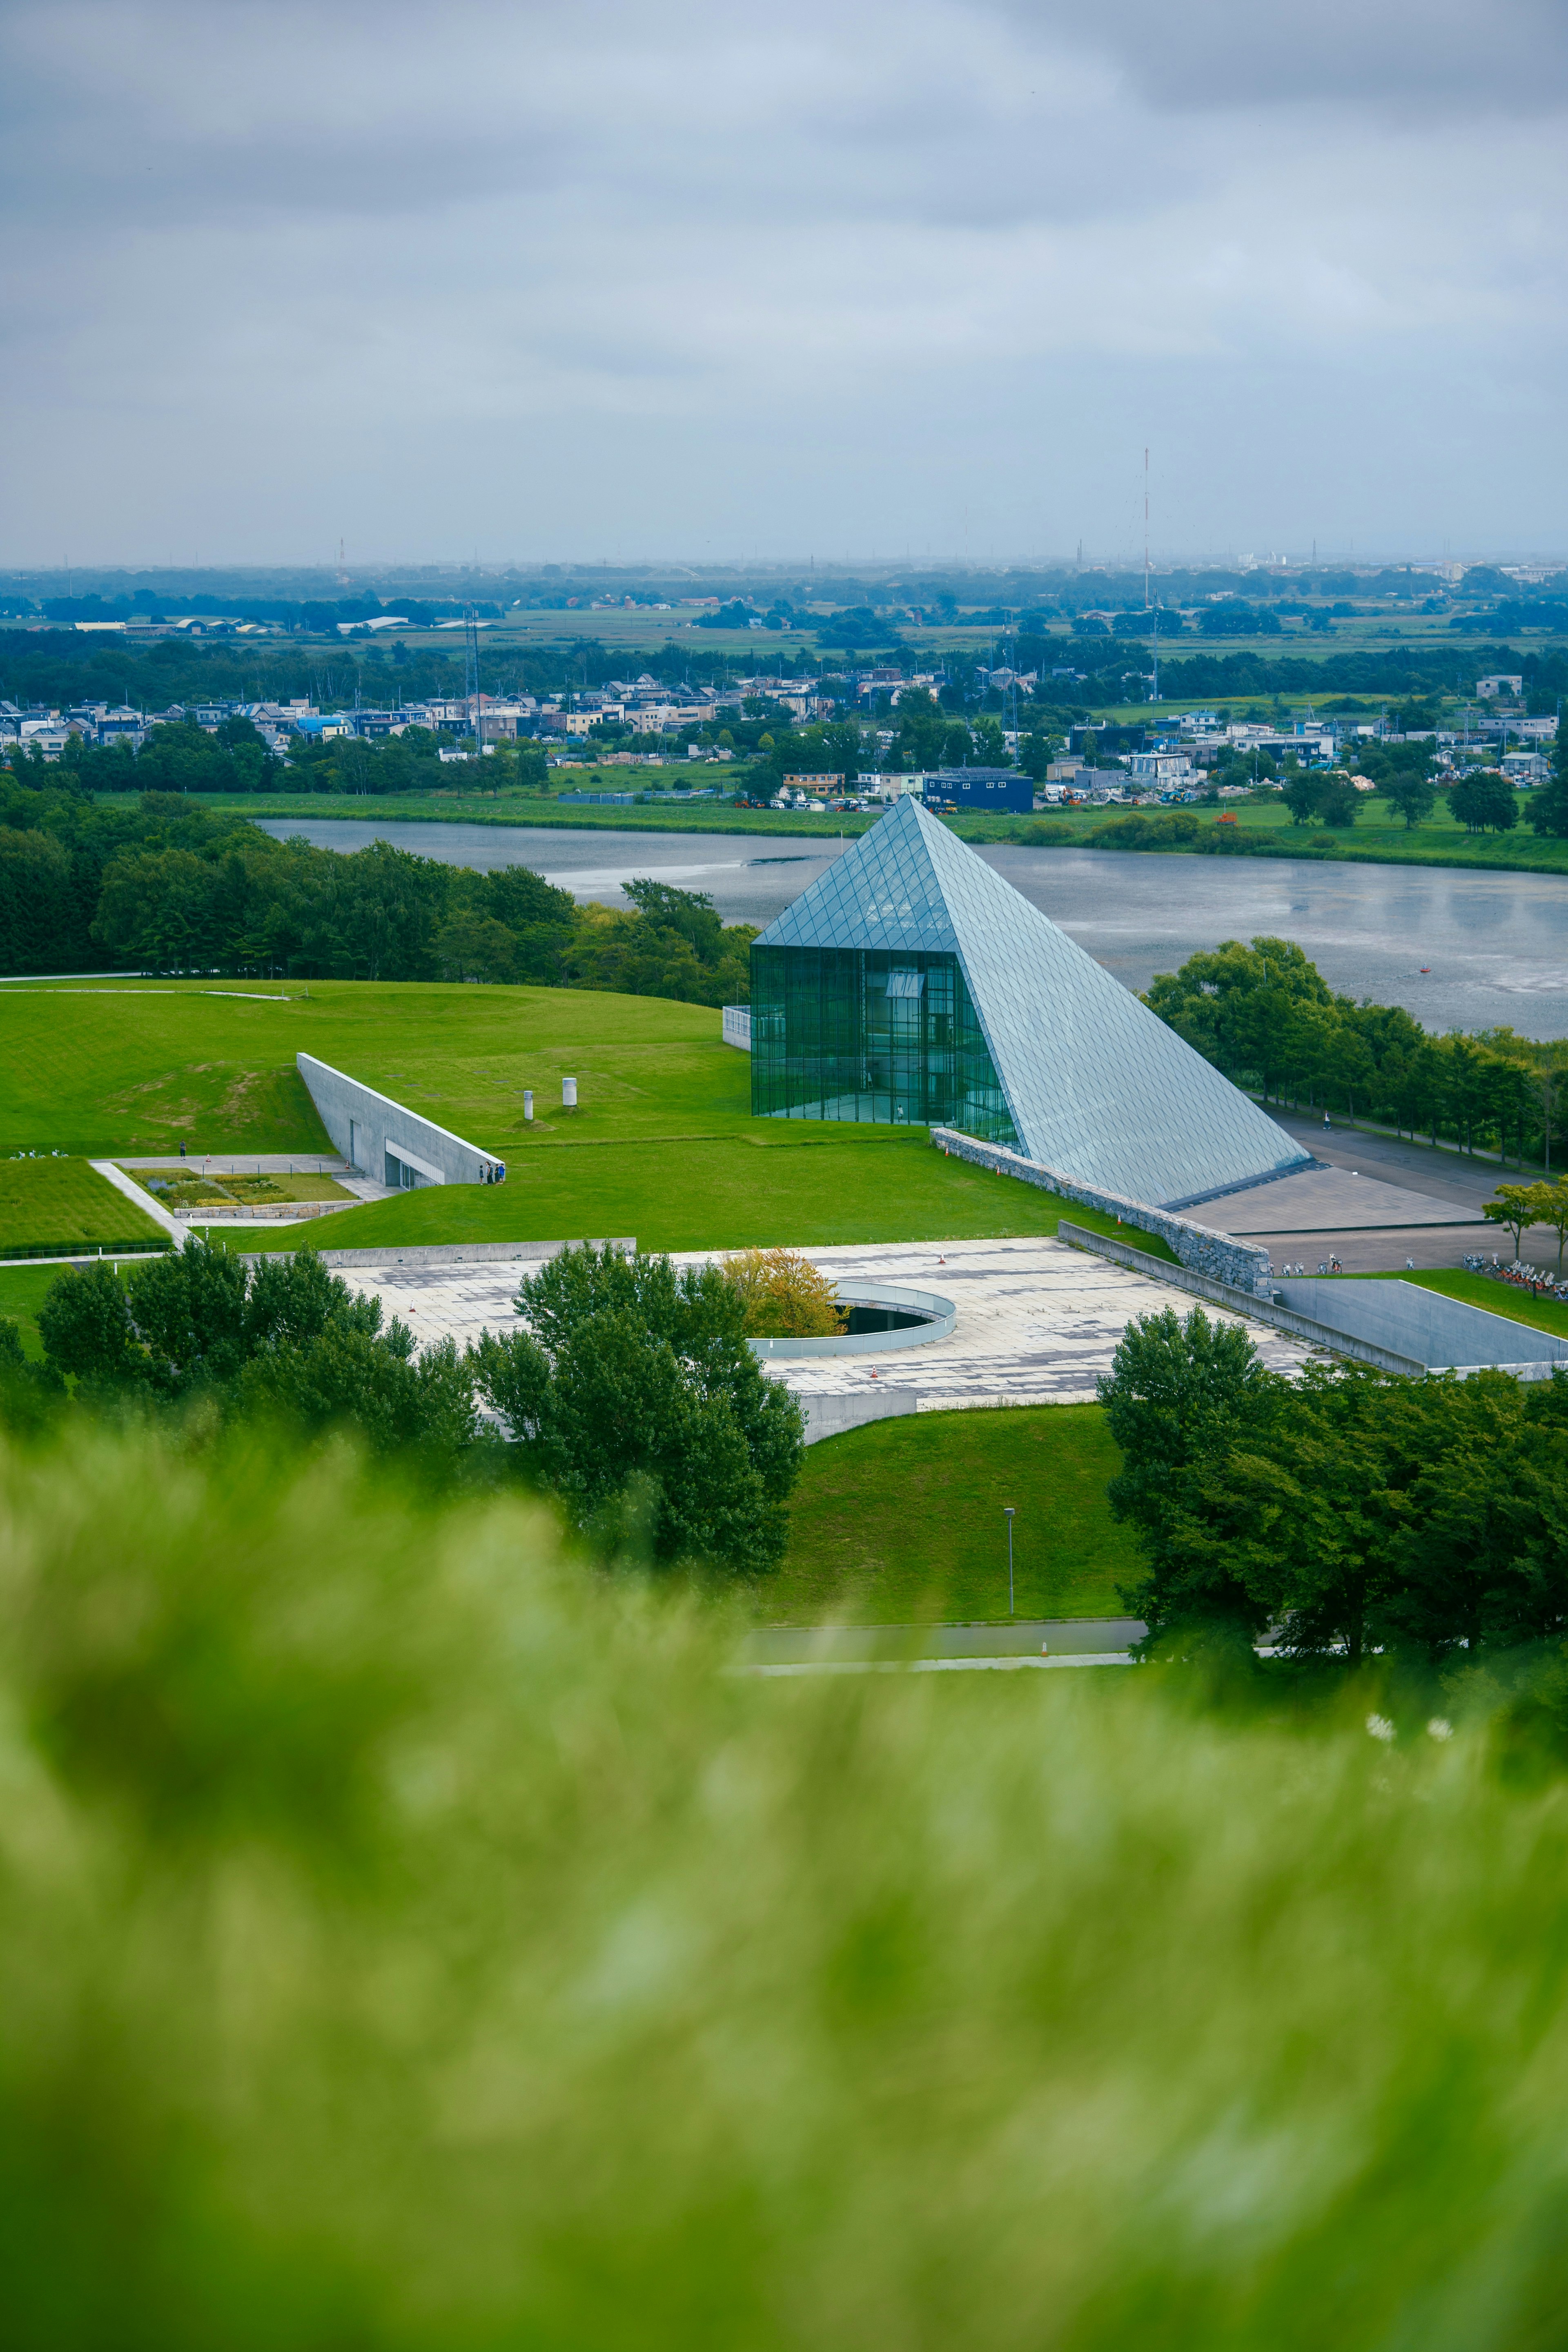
[2,629,1564,724]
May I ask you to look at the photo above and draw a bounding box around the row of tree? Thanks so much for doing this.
[6,1241,804,1573]
[0,782,755,998]
[1145,935,1568,1166]
[1101,1308,1568,1662]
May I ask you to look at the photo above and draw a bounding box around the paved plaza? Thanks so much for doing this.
[336,1235,1320,1410]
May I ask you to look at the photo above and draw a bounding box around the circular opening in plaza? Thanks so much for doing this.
[746,1282,957,1361]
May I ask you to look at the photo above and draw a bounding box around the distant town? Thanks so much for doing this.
[1,664,1555,817]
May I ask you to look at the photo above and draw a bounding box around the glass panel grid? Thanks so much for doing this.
[751,798,1312,1204]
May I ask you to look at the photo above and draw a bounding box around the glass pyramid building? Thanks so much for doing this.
[749,795,1310,1209]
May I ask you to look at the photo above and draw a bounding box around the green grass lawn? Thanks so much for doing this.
[0,1262,69,1355]
[0,1157,168,1254]
[766,1403,1138,1625]
[2,978,1163,1254]
[1352,1268,1568,1342]
[228,1138,1163,1257]
[0,977,725,1157]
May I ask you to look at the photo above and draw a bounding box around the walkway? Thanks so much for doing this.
[329,1235,1319,1409]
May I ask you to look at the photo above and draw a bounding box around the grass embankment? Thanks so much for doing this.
[188,787,879,840]
[194,780,1568,873]
[1009,794,1568,875]
[0,1156,167,1255]
[6,1415,1568,2345]
[0,979,1161,1255]
[771,1402,1136,1624]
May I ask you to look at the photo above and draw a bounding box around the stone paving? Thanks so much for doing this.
[336,1235,1319,1409]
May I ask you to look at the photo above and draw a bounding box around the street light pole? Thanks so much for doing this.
[1004,1506,1016,1617]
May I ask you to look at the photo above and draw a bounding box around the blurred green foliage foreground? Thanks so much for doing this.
[10,1417,1568,2348]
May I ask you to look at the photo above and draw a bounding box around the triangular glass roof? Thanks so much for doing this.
[754,796,1311,1207]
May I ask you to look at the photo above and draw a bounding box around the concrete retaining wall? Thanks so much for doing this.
[799,1388,918,1445]
[1058,1222,1428,1378]
[933,1129,1272,1292]
[233,1238,635,1271]
[722,1006,752,1051]
[296,1054,506,1190]
[1273,1276,1568,1372]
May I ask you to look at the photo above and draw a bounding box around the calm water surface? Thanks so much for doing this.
[256,818,1568,1039]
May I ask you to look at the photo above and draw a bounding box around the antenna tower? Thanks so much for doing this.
[1143,448,1150,608]
[464,606,481,747]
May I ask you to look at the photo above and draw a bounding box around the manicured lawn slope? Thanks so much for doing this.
[0,978,725,1157]
[231,1160,1176,1258]
[769,1403,1138,1624]
[2,979,1183,1255]
[0,1158,167,1252]
[234,1139,1075,1254]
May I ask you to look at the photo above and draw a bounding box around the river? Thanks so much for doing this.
[254,817,1568,1039]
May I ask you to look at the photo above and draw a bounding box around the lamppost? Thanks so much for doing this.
[1004,1506,1016,1617]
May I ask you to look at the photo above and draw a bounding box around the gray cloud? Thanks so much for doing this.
[996,0,1568,113]
[0,0,1564,561]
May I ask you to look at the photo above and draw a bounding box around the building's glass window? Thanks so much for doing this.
[750,947,1017,1142]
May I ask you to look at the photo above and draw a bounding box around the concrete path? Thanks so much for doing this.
[116,1152,350,1176]
[745,1655,1135,1675]
[742,1616,1144,1664]
[89,1159,185,1241]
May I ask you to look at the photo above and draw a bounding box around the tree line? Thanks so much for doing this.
[1146,933,1568,1166]
[8,616,1564,731]
[4,1241,804,1574]
[0,779,754,1000]
[1102,1308,1568,1664]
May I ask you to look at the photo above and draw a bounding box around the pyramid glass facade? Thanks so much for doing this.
[750,797,1312,1209]
[751,947,1018,1137]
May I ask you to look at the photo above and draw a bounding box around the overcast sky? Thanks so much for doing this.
[2,0,1565,568]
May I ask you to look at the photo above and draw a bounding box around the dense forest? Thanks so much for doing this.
[1147,935,1568,1167]
[1103,1309,1568,1661]
[0,780,753,1002]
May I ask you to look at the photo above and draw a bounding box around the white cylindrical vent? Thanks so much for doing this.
[523,1090,534,1122]
[562,1076,578,1109]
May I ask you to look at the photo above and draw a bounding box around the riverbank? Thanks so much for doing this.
[180,785,1568,876]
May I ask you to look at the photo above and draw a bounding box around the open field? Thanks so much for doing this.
[0,978,1174,1254]
[0,1157,167,1253]
[768,1402,1136,1624]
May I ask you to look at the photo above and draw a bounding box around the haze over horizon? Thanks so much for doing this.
[3,0,1565,569]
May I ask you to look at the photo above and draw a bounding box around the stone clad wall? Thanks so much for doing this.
[930,1127,1273,1294]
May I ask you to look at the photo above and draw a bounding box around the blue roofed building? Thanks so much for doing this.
[748,795,1311,1210]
